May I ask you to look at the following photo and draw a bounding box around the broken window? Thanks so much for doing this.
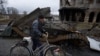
[79,12,85,22]
[71,12,76,21]
[60,0,63,6]
[88,12,95,22]
[65,11,70,21]
[59,11,64,21]
[65,0,71,6]
[96,12,100,23]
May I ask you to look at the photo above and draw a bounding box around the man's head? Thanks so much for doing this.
[38,15,45,23]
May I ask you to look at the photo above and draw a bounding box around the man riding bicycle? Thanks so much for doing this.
[30,15,47,56]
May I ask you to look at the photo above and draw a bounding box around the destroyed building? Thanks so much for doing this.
[59,0,100,37]
[60,0,100,23]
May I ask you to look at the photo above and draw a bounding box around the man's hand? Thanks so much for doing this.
[42,34,47,38]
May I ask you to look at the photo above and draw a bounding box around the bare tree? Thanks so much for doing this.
[0,0,7,14]
[7,7,20,19]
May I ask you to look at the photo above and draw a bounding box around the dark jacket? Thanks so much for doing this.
[31,19,45,39]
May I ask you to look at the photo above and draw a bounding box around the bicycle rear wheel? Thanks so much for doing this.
[10,46,31,56]
[44,46,66,56]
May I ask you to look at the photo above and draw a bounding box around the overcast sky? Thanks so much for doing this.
[7,0,60,15]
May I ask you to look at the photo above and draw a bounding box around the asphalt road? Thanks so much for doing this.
[0,37,100,56]
[0,38,21,56]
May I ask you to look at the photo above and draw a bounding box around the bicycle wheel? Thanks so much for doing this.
[10,46,31,56]
[44,46,66,56]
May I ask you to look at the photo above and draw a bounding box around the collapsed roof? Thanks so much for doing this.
[13,7,51,28]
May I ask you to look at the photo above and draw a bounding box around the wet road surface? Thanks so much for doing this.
[0,38,100,56]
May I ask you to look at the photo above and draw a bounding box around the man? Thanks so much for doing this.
[31,15,47,56]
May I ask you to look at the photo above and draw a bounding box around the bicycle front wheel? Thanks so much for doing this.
[44,46,66,56]
[10,46,31,56]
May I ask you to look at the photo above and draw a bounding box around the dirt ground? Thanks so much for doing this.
[0,37,100,56]
[65,45,100,56]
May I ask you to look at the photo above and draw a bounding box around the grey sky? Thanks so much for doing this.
[7,0,59,15]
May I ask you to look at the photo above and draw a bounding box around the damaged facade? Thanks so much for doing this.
[59,0,100,23]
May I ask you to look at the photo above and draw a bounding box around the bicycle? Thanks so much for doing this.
[10,32,66,56]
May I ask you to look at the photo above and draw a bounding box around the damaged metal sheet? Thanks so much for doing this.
[0,7,50,37]
[87,36,100,51]
[13,7,50,28]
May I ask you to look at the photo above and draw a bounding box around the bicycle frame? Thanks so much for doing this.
[31,32,54,56]
[10,32,65,56]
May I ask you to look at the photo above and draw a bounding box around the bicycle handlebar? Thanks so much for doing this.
[45,32,48,38]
